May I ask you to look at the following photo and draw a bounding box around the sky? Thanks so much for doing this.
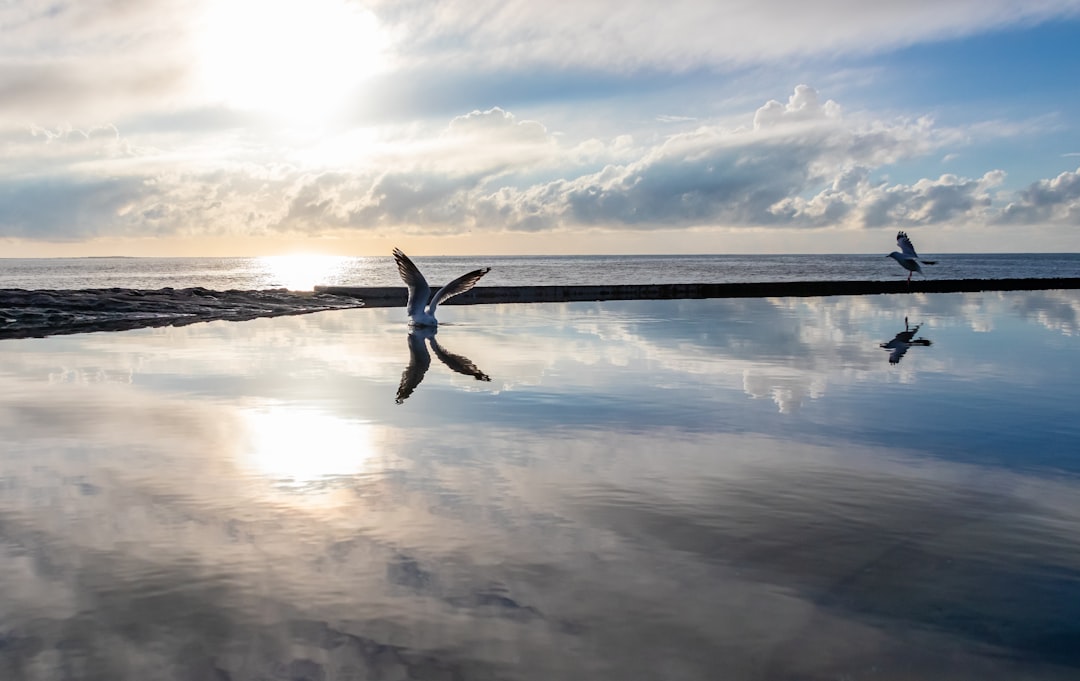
[1,0,1080,257]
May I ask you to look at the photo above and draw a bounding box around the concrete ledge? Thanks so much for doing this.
[316,278,1080,306]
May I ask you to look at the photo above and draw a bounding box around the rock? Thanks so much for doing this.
[0,288,365,340]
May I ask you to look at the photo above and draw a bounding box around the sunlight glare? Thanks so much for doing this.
[240,406,376,486]
[259,254,350,290]
[195,0,388,122]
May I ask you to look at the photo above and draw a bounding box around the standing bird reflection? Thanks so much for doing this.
[881,317,932,364]
[887,231,937,282]
[393,248,490,327]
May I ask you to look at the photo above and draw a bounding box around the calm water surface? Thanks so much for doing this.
[1,292,1079,680]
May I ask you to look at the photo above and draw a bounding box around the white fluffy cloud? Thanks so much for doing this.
[447,107,549,142]
[772,169,1008,228]
[753,85,843,129]
[288,88,1007,234]
[998,168,1080,225]
[2,86,1078,243]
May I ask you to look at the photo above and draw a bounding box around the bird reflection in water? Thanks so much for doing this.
[881,317,933,364]
[396,327,491,403]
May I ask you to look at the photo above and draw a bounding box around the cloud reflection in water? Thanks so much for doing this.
[0,291,1078,679]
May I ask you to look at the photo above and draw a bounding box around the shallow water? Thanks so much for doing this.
[1,291,1079,680]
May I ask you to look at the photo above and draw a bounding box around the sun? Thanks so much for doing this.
[194,0,389,123]
[258,254,351,291]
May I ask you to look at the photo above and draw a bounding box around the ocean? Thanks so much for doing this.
[1,253,1079,291]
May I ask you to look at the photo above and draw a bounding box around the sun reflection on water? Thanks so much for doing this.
[239,405,376,490]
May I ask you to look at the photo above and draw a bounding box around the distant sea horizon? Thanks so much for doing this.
[2,253,1079,291]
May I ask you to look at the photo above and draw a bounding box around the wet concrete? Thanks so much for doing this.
[316,278,1080,307]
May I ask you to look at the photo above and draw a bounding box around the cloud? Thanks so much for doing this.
[299,86,954,235]
[0,158,304,241]
[447,107,548,142]
[5,0,1079,135]
[772,169,1007,228]
[0,124,139,178]
[0,85,1075,242]
[9,0,1075,129]
[395,87,960,232]
[369,0,1080,71]
[0,1,196,124]
[753,85,843,129]
[997,167,1080,225]
[0,179,123,240]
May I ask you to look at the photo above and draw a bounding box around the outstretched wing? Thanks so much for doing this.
[888,344,910,365]
[393,248,431,317]
[429,335,491,382]
[896,231,919,258]
[428,267,491,315]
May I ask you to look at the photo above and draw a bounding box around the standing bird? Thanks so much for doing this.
[887,231,937,282]
[393,248,491,327]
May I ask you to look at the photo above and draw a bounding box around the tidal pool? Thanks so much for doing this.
[1,291,1078,680]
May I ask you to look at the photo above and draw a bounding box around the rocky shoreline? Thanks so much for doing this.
[0,287,365,340]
